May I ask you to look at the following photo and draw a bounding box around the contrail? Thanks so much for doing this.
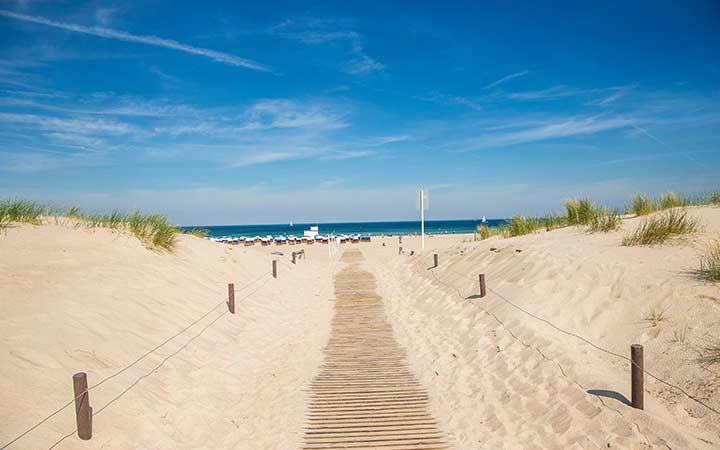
[0,9,271,72]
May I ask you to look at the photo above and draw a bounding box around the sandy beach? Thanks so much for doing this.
[1,207,720,449]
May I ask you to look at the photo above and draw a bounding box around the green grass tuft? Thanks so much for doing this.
[698,240,720,282]
[643,308,669,327]
[630,194,657,216]
[475,224,507,240]
[659,192,684,209]
[542,213,568,231]
[622,209,700,246]
[126,212,178,250]
[710,191,720,206]
[589,209,621,232]
[506,216,544,237]
[184,228,209,238]
[0,199,47,226]
[1,199,178,251]
[565,198,597,225]
[698,340,720,368]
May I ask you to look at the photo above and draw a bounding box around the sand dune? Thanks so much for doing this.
[368,207,720,449]
[1,207,719,449]
[1,223,335,449]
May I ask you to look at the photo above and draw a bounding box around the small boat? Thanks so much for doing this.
[481,215,487,223]
[289,220,294,226]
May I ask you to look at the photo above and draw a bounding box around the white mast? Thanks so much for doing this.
[420,188,425,250]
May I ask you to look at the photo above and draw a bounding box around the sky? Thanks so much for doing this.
[0,0,719,225]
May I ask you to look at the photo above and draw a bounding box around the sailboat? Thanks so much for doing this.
[289,220,294,226]
[481,215,487,223]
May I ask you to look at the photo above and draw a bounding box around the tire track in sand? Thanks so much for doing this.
[303,249,448,450]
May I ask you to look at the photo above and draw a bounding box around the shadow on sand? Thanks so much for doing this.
[587,389,631,406]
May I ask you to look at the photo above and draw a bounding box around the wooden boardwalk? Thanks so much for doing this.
[303,249,447,450]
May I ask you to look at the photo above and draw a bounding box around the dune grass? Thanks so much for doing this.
[659,192,685,209]
[183,228,209,238]
[565,198,596,225]
[622,209,700,246]
[630,194,657,216]
[698,240,720,282]
[0,199,179,251]
[564,198,620,232]
[506,216,544,237]
[589,209,621,232]
[643,308,669,327]
[699,340,720,368]
[475,224,507,240]
[711,191,720,206]
[0,199,47,228]
[542,213,568,231]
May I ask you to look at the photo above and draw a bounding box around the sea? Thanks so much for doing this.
[181,219,506,239]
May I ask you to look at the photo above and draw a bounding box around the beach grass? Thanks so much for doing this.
[0,199,47,227]
[506,216,544,237]
[659,192,685,209]
[622,209,700,246]
[0,198,179,251]
[699,340,720,368]
[671,326,689,344]
[564,199,619,232]
[698,240,720,282]
[565,198,597,225]
[475,224,507,240]
[630,194,657,216]
[644,308,669,327]
[711,191,720,205]
[589,209,621,232]
[184,228,209,238]
[542,213,568,231]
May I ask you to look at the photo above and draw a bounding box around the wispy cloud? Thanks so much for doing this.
[322,150,377,160]
[0,9,270,71]
[270,16,384,75]
[483,70,529,89]
[449,114,636,151]
[417,92,482,111]
[505,85,590,101]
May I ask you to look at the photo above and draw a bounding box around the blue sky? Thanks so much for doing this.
[1,0,719,225]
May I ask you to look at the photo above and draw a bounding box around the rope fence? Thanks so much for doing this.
[1,270,275,450]
[415,252,719,417]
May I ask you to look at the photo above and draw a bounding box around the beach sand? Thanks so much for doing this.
[1,207,719,449]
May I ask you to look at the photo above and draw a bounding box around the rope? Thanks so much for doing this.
[429,260,720,417]
[1,271,270,450]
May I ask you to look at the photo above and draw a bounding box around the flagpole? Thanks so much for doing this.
[421,189,425,250]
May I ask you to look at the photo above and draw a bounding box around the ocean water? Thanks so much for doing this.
[181,219,506,239]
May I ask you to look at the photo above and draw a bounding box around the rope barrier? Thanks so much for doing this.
[1,271,271,450]
[426,258,720,417]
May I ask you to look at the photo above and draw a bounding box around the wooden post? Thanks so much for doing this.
[631,344,644,410]
[227,283,235,314]
[292,252,296,264]
[433,253,439,268]
[478,274,486,298]
[398,246,403,255]
[73,372,92,440]
[272,260,278,278]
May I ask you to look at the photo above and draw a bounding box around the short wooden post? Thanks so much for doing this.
[73,372,92,440]
[478,274,486,298]
[631,344,644,410]
[272,260,278,278]
[433,253,439,268]
[398,246,403,255]
[227,283,235,314]
[292,252,296,264]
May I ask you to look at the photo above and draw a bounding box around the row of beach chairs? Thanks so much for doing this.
[213,235,372,246]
